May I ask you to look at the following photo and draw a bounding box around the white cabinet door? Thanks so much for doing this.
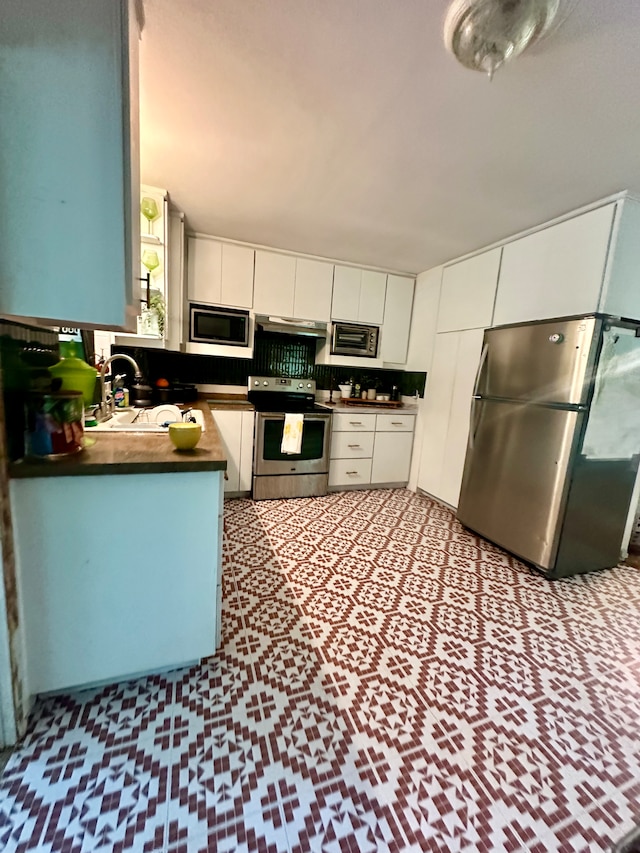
[359,271,386,324]
[493,204,616,327]
[165,209,185,352]
[253,250,296,316]
[187,236,222,304]
[372,432,414,484]
[417,332,459,498]
[375,414,415,432]
[439,328,484,508]
[0,0,139,330]
[331,431,375,459]
[332,413,377,432]
[212,409,254,493]
[239,412,255,492]
[332,266,361,320]
[438,248,501,333]
[329,458,373,488]
[294,258,333,321]
[381,275,415,364]
[220,244,254,309]
[213,411,242,492]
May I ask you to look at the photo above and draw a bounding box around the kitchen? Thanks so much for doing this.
[1,1,640,851]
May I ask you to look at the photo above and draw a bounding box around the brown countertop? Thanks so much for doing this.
[9,401,227,479]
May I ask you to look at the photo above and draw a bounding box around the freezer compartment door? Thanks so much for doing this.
[480,316,599,405]
[457,399,583,571]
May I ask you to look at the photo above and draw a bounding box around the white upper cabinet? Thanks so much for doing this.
[294,258,333,321]
[493,204,616,327]
[253,250,296,316]
[220,244,254,308]
[332,266,387,324]
[187,237,221,303]
[187,237,254,309]
[332,266,362,320]
[380,275,415,364]
[359,271,387,324]
[254,251,332,321]
[437,248,502,333]
[0,0,140,330]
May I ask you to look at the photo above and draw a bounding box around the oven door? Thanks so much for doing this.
[254,413,331,476]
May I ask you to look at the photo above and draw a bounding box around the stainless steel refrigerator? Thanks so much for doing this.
[457,314,640,578]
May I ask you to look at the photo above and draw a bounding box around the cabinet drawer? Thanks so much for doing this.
[328,458,373,487]
[330,431,374,459]
[333,412,377,432]
[375,414,416,432]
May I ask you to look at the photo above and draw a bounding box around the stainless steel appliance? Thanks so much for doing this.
[457,314,640,578]
[331,322,379,358]
[249,376,332,500]
[255,315,327,338]
[188,303,250,347]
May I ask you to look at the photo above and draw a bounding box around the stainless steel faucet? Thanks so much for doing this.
[99,354,143,418]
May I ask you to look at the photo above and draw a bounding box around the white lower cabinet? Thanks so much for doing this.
[211,409,255,494]
[11,471,222,699]
[417,328,484,508]
[329,410,416,489]
[329,458,373,488]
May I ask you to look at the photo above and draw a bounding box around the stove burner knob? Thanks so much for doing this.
[298,382,303,388]
[306,383,312,388]
[263,380,269,386]
[254,380,260,386]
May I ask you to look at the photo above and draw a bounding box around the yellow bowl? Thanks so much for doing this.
[168,422,202,451]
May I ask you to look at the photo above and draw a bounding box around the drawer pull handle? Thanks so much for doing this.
[346,470,359,475]
[349,421,362,425]
[391,421,404,425]
[348,444,361,449]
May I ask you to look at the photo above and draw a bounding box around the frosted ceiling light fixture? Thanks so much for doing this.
[444,0,564,80]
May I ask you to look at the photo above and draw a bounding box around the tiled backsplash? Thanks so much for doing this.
[116,334,427,397]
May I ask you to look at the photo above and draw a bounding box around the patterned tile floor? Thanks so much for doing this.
[1,488,640,852]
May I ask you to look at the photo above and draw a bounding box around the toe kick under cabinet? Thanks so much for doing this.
[329,411,416,490]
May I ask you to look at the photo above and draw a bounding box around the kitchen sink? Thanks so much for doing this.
[86,408,205,433]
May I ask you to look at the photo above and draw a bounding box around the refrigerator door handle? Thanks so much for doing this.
[472,342,489,397]
[468,343,488,451]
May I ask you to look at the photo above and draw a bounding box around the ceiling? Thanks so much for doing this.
[139,0,640,274]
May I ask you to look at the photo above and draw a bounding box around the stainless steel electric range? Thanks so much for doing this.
[248,376,332,501]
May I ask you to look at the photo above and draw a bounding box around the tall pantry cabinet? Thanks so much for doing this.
[416,249,501,508]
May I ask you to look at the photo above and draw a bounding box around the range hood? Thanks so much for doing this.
[255,315,327,338]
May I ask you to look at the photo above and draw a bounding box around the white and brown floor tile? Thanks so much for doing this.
[1,488,639,851]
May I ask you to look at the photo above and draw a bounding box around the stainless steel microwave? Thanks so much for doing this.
[189,303,250,347]
[331,322,379,358]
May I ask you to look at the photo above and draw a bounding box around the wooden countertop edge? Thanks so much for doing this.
[9,401,228,479]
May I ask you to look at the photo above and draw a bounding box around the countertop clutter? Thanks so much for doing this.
[9,401,227,478]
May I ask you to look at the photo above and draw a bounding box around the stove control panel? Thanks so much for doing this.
[248,376,316,394]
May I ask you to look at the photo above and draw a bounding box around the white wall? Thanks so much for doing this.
[406,266,442,491]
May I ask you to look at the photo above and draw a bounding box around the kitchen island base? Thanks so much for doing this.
[11,470,223,700]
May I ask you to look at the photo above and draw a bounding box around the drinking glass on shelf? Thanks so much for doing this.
[140,197,159,235]
[141,249,160,273]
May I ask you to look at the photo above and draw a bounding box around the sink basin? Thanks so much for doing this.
[86,408,205,433]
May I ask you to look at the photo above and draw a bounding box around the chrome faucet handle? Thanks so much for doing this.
[182,408,195,423]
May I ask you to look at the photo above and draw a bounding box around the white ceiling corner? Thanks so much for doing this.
[139,0,640,274]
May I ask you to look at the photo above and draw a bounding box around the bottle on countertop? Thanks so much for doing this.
[354,381,361,399]
[390,385,399,402]
[113,374,129,408]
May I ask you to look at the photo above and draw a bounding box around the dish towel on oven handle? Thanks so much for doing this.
[281,413,304,454]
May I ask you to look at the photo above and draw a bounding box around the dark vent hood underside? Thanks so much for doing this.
[255,315,327,338]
